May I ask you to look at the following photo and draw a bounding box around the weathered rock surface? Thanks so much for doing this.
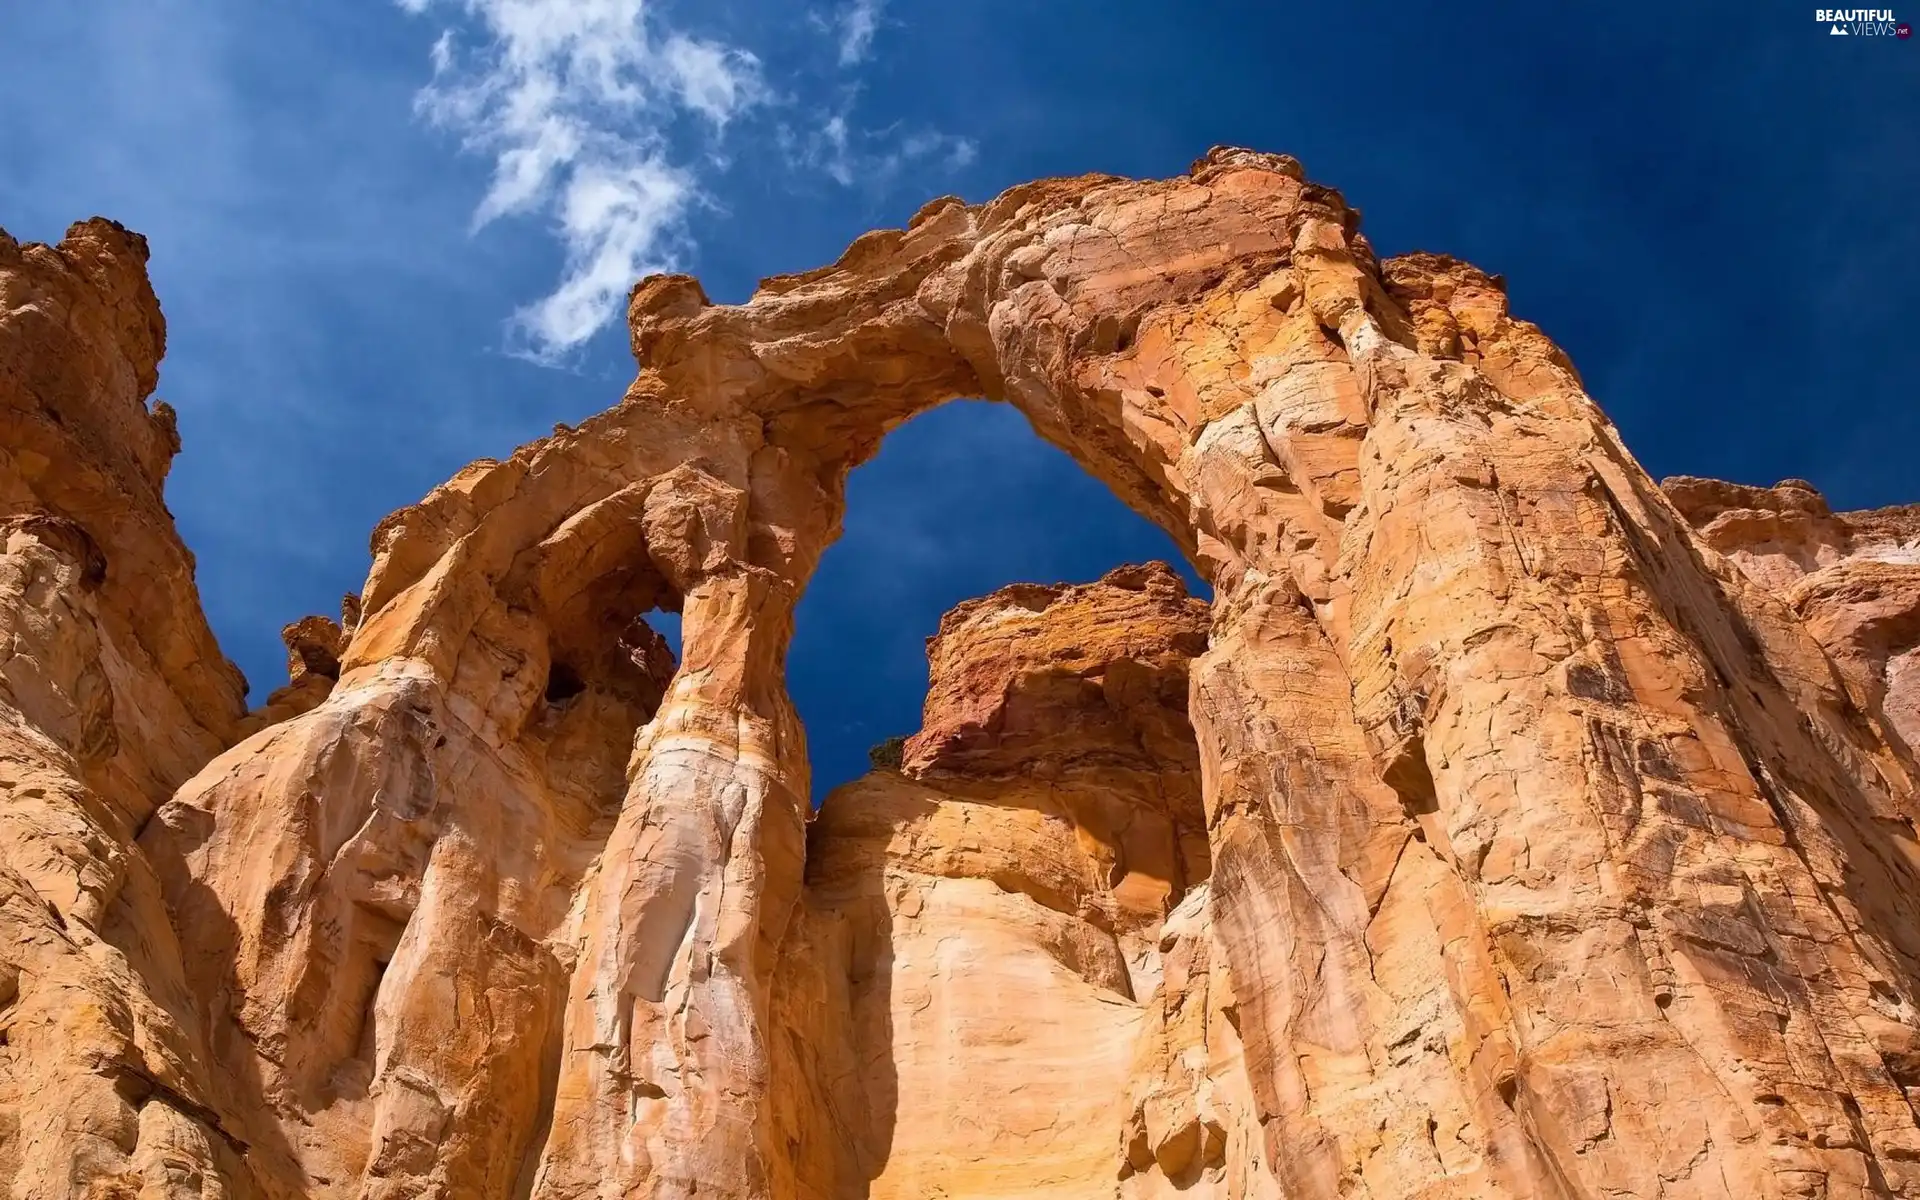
[8,146,1920,1199]
[767,563,1269,1199]
[1667,476,1920,755]
[0,221,254,1198]
[231,598,359,740]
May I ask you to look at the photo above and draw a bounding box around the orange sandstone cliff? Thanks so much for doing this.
[5,149,1920,1198]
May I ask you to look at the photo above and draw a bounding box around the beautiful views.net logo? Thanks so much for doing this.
[1816,8,1911,34]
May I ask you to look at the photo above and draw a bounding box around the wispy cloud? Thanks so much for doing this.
[786,111,976,188]
[400,0,972,364]
[835,0,884,65]
[399,0,764,360]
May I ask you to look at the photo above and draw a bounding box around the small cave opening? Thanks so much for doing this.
[535,554,683,724]
[537,604,682,723]
[543,661,587,705]
[643,608,682,659]
[527,558,685,830]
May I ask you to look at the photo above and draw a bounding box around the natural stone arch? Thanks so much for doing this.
[141,147,1920,1199]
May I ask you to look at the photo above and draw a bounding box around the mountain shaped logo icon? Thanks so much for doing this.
[1831,23,1849,32]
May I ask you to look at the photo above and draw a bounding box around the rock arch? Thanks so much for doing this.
[31,147,1918,1197]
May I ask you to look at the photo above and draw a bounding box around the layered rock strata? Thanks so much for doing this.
[4,144,1920,1199]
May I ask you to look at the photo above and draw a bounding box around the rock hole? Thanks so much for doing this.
[544,661,586,705]
[774,401,1235,1192]
[1383,738,1439,818]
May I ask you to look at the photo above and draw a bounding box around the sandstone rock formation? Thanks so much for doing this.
[766,562,1267,1199]
[0,221,253,1196]
[232,600,359,740]
[1666,476,1920,756]
[7,146,1920,1199]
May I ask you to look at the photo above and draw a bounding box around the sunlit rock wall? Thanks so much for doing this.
[8,145,1920,1198]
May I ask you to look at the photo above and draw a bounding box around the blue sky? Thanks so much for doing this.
[3,1,1915,797]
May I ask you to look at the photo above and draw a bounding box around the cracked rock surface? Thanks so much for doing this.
[5,148,1920,1198]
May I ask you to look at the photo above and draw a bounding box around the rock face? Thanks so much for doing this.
[6,147,1920,1199]
[0,222,254,1196]
[766,563,1269,1199]
[1665,476,1920,756]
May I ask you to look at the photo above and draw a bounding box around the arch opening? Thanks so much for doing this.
[789,397,1209,802]
[770,397,1225,1199]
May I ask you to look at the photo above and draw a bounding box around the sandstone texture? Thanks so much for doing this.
[0,221,254,1196]
[767,563,1264,1199]
[1665,476,1920,756]
[6,147,1920,1199]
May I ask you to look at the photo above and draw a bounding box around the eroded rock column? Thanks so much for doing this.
[535,565,808,1199]
[0,221,260,1199]
[1334,258,1920,1196]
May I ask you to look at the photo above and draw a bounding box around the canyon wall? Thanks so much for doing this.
[0,221,256,1195]
[5,147,1920,1199]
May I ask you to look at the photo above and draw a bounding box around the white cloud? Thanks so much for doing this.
[815,115,853,185]
[789,109,976,190]
[401,0,974,364]
[836,0,883,65]
[520,158,692,354]
[902,130,977,169]
[399,0,764,360]
[661,35,759,125]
